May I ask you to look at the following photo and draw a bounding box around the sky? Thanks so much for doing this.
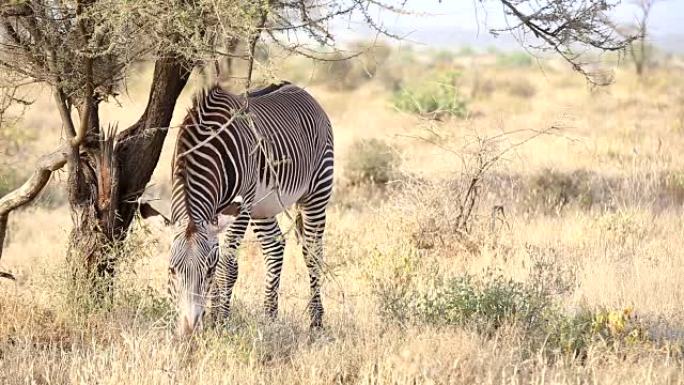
[333,0,684,53]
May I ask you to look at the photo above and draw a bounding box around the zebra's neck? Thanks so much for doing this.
[171,89,253,224]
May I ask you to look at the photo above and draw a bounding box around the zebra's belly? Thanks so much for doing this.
[250,185,305,219]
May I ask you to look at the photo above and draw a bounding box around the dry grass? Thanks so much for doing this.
[2,57,684,384]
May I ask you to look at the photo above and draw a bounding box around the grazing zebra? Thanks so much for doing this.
[150,82,334,335]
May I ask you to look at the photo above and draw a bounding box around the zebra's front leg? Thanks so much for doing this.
[211,212,250,324]
[252,217,285,319]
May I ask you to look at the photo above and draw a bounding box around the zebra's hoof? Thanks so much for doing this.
[307,325,333,343]
[207,310,231,328]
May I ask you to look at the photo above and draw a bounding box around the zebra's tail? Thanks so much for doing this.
[294,210,304,244]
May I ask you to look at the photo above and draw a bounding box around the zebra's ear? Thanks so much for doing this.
[138,201,171,226]
[210,196,243,234]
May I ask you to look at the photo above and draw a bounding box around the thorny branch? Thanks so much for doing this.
[493,0,635,85]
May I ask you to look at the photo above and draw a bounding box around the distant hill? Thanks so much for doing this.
[335,23,683,55]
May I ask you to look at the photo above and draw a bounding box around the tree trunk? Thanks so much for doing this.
[65,57,192,297]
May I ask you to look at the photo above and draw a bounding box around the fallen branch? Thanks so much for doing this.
[0,144,70,280]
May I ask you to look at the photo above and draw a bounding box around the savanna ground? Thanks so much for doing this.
[2,45,684,384]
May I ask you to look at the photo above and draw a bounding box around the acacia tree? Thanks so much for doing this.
[0,0,632,286]
[611,0,659,76]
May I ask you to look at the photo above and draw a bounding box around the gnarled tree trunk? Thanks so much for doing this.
[65,58,192,295]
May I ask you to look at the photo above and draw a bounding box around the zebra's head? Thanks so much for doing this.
[167,198,243,336]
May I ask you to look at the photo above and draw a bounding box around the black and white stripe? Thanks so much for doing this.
[168,82,334,333]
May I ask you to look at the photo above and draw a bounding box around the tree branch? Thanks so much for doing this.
[0,3,32,17]
[0,144,71,280]
[495,0,634,85]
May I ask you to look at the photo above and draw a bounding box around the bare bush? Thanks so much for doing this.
[395,127,556,253]
[524,169,595,215]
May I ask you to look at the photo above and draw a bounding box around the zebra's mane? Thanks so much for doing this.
[247,80,291,97]
[188,80,292,112]
[190,84,226,110]
[173,108,203,235]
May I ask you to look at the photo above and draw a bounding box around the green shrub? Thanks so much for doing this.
[415,273,547,332]
[496,51,534,67]
[391,71,468,119]
[344,138,398,185]
[458,46,475,57]
[416,274,647,356]
[374,250,650,358]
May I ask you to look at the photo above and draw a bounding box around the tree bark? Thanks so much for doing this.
[114,57,192,232]
[65,57,192,293]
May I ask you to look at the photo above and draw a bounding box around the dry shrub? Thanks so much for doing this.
[344,138,398,186]
[318,54,359,91]
[661,170,684,206]
[350,40,392,79]
[0,171,67,209]
[393,178,483,254]
[375,46,419,92]
[469,72,497,100]
[57,219,171,323]
[506,78,537,98]
[517,168,684,215]
[524,169,596,215]
[392,128,558,254]
[596,210,650,249]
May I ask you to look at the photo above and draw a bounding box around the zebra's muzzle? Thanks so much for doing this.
[177,298,205,336]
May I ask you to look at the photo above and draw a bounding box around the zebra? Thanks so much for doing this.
[144,81,334,335]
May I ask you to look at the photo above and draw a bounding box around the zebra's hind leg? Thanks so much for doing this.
[299,198,331,329]
[210,212,250,324]
[252,217,285,319]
